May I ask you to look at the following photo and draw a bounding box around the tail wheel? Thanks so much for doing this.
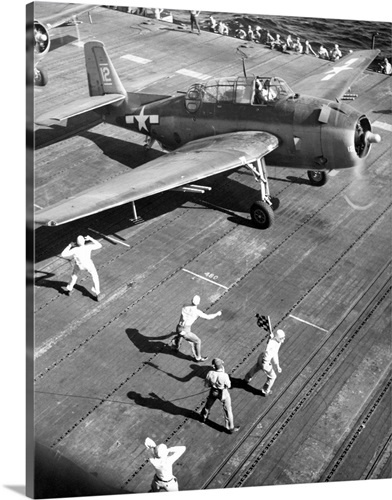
[307,170,328,186]
[250,201,275,229]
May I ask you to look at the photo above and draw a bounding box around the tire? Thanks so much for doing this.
[250,201,275,229]
[307,170,328,186]
[34,66,48,87]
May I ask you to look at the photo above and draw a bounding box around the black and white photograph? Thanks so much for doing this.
[5,0,392,499]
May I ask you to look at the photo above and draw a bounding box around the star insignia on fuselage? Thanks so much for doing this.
[125,106,159,132]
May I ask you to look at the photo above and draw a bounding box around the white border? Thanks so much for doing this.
[1,1,390,500]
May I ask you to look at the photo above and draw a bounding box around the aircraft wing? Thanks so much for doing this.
[294,50,380,101]
[36,3,99,29]
[35,131,279,226]
[35,94,126,124]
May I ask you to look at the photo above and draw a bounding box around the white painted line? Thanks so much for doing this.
[121,54,152,65]
[34,204,43,209]
[88,228,130,247]
[182,269,229,290]
[372,121,392,132]
[72,41,85,48]
[176,69,212,80]
[329,170,340,177]
[289,314,329,333]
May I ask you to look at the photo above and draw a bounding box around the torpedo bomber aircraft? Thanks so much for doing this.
[35,41,381,229]
[32,3,97,86]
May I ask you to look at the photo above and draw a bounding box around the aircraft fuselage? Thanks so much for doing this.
[103,76,373,173]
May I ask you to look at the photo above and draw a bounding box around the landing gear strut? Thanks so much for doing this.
[307,170,328,186]
[246,157,275,229]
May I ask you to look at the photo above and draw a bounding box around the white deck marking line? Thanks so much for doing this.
[34,204,43,209]
[329,170,340,177]
[289,314,329,333]
[121,54,152,64]
[176,69,212,80]
[72,41,85,48]
[182,269,229,290]
[372,121,392,132]
[88,228,130,247]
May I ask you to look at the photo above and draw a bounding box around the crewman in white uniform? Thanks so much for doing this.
[61,235,104,301]
[170,295,222,362]
[145,437,186,492]
[244,329,286,395]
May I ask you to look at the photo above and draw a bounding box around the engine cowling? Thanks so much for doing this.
[319,102,381,170]
[34,21,50,57]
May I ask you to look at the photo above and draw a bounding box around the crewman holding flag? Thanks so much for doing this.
[244,313,286,395]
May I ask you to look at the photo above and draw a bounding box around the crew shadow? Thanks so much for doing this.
[125,328,192,361]
[230,376,265,397]
[144,361,211,383]
[127,390,225,433]
[34,270,97,299]
[34,274,67,293]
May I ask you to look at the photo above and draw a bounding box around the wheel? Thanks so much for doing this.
[250,201,275,229]
[34,66,48,87]
[307,170,328,186]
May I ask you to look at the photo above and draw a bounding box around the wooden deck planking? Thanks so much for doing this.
[33,6,392,496]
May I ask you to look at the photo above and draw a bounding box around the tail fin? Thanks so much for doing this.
[84,41,127,98]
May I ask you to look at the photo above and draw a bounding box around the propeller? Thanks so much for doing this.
[343,129,381,211]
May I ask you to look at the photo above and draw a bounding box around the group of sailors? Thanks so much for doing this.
[209,18,348,62]
[208,17,392,72]
[208,16,230,35]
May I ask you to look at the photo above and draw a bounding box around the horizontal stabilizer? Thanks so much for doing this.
[35,94,125,124]
[35,131,279,226]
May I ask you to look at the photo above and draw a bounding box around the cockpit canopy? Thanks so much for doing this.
[185,76,294,112]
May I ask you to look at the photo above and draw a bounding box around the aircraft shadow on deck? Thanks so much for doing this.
[34,113,102,150]
[34,166,281,264]
[373,108,391,114]
[79,130,165,168]
[49,34,78,52]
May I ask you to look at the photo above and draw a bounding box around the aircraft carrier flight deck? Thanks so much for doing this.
[31,5,391,497]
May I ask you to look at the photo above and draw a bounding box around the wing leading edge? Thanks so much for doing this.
[35,131,279,226]
[295,50,380,101]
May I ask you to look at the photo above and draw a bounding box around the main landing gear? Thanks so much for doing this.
[34,66,48,87]
[307,170,328,186]
[246,157,275,230]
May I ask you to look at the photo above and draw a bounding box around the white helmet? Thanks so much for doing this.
[275,329,285,341]
[192,295,201,305]
[76,235,85,246]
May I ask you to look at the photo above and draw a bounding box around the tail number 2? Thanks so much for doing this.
[100,64,112,84]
